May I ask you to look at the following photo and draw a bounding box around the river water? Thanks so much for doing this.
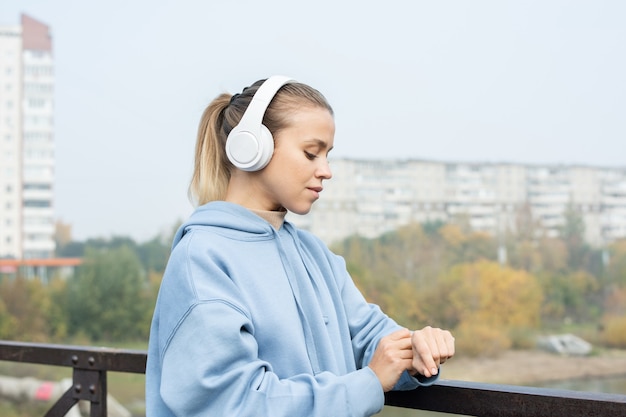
[537,374,626,394]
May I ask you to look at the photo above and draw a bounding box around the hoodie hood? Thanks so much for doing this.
[172,201,276,250]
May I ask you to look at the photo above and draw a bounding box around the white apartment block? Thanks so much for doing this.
[288,159,626,247]
[0,15,55,259]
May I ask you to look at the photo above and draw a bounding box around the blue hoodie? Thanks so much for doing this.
[146,202,436,417]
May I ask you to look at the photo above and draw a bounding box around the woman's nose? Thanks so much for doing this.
[316,158,332,179]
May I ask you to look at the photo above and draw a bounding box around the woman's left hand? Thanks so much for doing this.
[409,326,455,378]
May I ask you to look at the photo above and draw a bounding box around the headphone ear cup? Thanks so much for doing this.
[225,75,293,171]
[255,124,275,170]
[225,124,274,172]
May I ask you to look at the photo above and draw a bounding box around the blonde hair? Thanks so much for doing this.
[188,79,333,206]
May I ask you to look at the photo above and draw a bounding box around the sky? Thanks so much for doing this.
[1,0,625,241]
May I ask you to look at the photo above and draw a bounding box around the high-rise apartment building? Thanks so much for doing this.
[288,159,626,247]
[0,15,55,259]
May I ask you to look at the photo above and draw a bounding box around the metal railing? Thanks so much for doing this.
[1,340,625,417]
[0,341,145,417]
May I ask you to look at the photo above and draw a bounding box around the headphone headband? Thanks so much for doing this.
[237,75,294,137]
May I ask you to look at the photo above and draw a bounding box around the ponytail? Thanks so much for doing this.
[188,94,232,206]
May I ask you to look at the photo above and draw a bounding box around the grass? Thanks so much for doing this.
[108,372,146,415]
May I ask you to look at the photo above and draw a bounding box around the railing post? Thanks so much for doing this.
[43,359,108,417]
[72,368,106,417]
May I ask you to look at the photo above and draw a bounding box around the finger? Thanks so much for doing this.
[390,338,413,357]
[388,328,412,341]
[385,329,413,351]
[432,331,449,365]
[432,329,455,364]
[412,335,438,377]
[426,327,456,364]
[399,346,414,358]
[378,330,413,357]
[442,331,455,363]
[420,326,443,368]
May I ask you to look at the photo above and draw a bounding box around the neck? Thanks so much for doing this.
[250,208,287,229]
[225,172,281,212]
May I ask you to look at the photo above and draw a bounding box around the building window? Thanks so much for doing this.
[28,98,45,108]
[23,183,52,190]
[23,200,51,208]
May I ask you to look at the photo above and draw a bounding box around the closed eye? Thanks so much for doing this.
[304,151,317,160]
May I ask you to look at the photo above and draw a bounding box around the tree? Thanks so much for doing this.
[606,239,626,287]
[559,203,589,271]
[448,260,542,327]
[536,237,568,273]
[435,260,543,355]
[65,245,150,341]
[137,236,171,273]
[54,220,73,250]
[0,297,17,339]
[539,270,601,324]
[0,277,61,342]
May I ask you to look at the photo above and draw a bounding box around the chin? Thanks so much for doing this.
[288,205,313,216]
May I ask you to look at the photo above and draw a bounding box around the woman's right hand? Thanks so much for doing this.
[367,328,413,392]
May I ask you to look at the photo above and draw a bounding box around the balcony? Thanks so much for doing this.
[1,340,625,417]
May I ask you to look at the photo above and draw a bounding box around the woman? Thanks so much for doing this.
[146,75,455,417]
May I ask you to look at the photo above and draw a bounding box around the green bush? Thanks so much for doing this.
[508,327,537,349]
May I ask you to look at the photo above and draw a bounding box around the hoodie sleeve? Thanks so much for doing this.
[328,251,439,391]
[159,301,386,417]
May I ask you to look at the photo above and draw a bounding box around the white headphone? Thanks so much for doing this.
[225,75,295,171]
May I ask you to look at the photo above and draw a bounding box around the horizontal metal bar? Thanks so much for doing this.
[385,379,626,417]
[3,340,626,417]
[0,340,146,373]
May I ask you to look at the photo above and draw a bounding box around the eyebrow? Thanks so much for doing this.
[306,138,333,152]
